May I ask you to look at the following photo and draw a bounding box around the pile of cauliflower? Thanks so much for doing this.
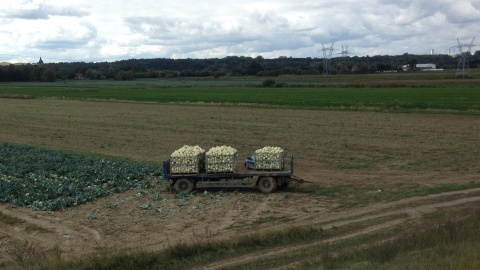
[255,146,284,170]
[170,145,205,173]
[206,145,238,173]
[170,145,285,173]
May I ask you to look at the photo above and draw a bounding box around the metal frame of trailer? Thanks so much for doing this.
[163,155,303,193]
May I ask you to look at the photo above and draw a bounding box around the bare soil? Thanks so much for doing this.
[0,99,479,268]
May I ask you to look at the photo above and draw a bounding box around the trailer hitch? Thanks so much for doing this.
[289,175,313,184]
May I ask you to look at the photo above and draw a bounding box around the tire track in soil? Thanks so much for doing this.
[199,188,480,270]
[0,205,101,256]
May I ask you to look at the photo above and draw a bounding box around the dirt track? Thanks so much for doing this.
[199,188,480,269]
[2,187,480,269]
[0,98,479,268]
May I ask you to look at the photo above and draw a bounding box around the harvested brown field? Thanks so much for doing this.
[1,99,479,184]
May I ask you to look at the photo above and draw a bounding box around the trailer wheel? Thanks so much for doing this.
[258,177,277,193]
[174,178,194,193]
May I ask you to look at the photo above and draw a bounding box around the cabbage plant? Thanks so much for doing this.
[0,142,161,211]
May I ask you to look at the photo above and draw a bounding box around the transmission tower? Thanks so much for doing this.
[339,45,352,58]
[336,45,354,74]
[452,37,477,78]
[321,43,335,76]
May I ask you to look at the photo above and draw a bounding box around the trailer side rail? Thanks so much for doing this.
[163,155,295,180]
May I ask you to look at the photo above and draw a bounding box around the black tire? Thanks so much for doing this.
[174,178,194,193]
[258,177,277,193]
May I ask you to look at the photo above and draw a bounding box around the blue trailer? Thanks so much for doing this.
[163,155,304,193]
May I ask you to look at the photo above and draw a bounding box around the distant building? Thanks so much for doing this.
[38,57,44,66]
[415,63,444,71]
[75,72,85,80]
[400,65,412,72]
[416,63,436,70]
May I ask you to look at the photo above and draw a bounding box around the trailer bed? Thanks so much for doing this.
[163,155,300,193]
[165,170,293,180]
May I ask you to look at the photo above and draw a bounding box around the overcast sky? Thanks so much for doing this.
[1,0,480,63]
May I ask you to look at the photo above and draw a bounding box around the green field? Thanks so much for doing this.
[1,71,479,112]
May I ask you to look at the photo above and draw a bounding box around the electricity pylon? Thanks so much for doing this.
[452,37,476,78]
[321,43,335,76]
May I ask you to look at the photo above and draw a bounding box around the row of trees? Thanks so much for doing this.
[0,64,56,82]
[1,52,479,82]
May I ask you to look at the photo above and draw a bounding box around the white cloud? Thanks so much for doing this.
[0,0,479,62]
[1,0,89,20]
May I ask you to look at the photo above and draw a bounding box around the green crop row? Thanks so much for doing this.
[0,142,162,211]
[1,77,479,112]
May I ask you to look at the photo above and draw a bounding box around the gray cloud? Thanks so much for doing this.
[1,0,479,62]
[32,22,97,50]
[393,1,480,25]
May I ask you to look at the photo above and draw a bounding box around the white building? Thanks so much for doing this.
[416,63,436,70]
[415,63,444,71]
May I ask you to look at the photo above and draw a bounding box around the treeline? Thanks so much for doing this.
[1,52,479,82]
[0,64,56,82]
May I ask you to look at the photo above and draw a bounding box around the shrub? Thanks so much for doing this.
[261,79,276,87]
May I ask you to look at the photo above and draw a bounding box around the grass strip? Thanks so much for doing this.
[221,214,407,270]
[21,226,326,270]
[294,208,480,269]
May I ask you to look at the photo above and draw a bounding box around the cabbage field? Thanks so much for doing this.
[0,142,162,211]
